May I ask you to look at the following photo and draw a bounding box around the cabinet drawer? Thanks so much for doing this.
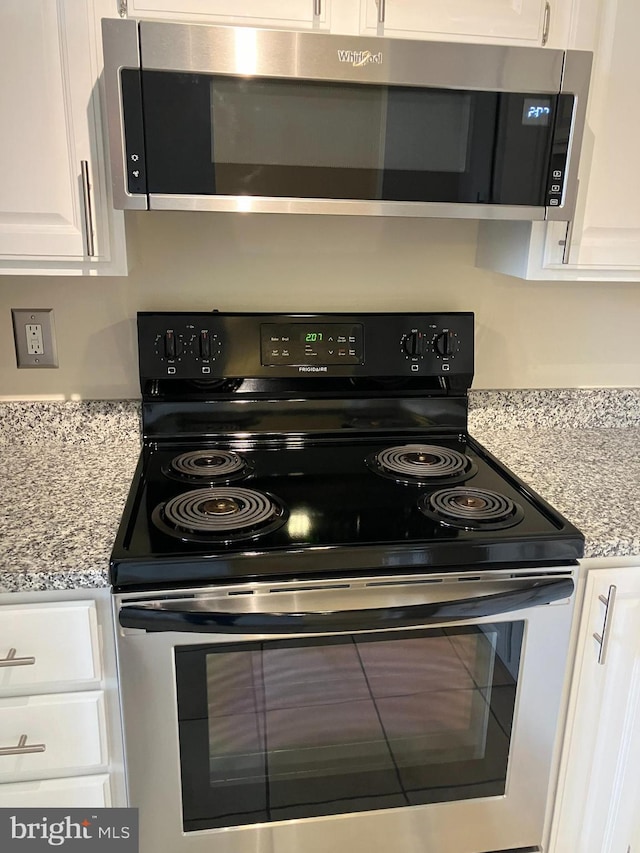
[0,601,100,689]
[0,691,107,782]
[0,774,111,807]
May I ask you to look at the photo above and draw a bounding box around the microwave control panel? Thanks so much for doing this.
[545,94,574,209]
[137,312,474,380]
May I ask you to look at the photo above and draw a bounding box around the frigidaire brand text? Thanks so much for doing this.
[298,366,328,372]
[337,49,383,67]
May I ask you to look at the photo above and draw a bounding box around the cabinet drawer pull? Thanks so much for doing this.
[542,1,551,45]
[0,735,46,757]
[376,0,386,24]
[593,584,617,665]
[0,648,36,668]
[313,0,321,16]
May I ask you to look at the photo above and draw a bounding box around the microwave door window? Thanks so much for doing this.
[209,78,387,199]
[140,71,552,205]
[380,89,496,203]
[175,623,523,831]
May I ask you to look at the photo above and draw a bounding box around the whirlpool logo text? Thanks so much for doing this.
[337,49,383,67]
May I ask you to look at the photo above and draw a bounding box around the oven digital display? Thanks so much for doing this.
[261,324,364,366]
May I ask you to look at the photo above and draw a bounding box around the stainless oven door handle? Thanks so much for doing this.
[119,577,573,634]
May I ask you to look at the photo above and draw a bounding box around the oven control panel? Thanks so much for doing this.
[261,323,364,366]
[138,312,474,379]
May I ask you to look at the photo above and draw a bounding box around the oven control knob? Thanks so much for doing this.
[164,331,183,359]
[401,331,425,358]
[199,330,211,359]
[434,330,459,358]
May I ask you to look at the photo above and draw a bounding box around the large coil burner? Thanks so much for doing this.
[419,487,524,531]
[368,444,477,485]
[152,487,288,543]
[163,449,250,485]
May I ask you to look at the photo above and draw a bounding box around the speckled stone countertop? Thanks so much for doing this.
[0,393,639,592]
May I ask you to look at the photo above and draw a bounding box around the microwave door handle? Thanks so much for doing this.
[119,577,573,634]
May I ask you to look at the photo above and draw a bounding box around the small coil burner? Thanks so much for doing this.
[163,449,250,484]
[419,486,524,531]
[153,487,288,543]
[368,444,477,485]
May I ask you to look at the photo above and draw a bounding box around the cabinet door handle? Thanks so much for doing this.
[313,0,321,16]
[0,648,36,668]
[560,217,575,264]
[0,735,46,757]
[376,0,386,24]
[593,584,617,665]
[81,160,96,258]
[542,2,551,45]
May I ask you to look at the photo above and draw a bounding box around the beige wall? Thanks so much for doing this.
[1,212,639,399]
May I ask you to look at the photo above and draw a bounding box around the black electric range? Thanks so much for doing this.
[110,311,584,590]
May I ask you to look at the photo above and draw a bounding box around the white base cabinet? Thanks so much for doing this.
[549,560,640,853]
[0,589,124,809]
[476,0,640,281]
[0,0,126,276]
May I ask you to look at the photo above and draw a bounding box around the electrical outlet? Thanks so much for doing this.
[26,324,44,355]
[12,309,58,368]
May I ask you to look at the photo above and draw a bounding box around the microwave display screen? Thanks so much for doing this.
[137,70,558,206]
[522,98,552,125]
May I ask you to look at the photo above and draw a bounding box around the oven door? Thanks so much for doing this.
[102,21,591,221]
[115,572,574,853]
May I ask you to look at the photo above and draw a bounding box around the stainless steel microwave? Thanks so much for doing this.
[102,19,591,222]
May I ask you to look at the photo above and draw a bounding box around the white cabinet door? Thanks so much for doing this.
[561,0,640,272]
[0,602,101,692]
[360,0,551,44]
[549,566,640,853]
[0,774,111,808]
[126,0,328,28]
[476,0,640,281]
[0,691,108,782]
[0,0,126,275]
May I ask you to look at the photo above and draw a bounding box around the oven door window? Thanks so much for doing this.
[134,70,556,205]
[175,623,523,831]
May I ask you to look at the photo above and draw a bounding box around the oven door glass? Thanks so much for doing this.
[175,622,523,831]
[129,70,556,206]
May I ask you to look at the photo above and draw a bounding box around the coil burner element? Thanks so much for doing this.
[164,449,250,484]
[419,487,524,531]
[153,487,288,543]
[368,444,477,485]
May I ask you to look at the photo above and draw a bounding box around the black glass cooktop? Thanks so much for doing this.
[111,433,584,590]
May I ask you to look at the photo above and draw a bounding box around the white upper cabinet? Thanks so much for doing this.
[125,0,329,29]
[0,0,126,275]
[562,0,640,271]
[476,0,640,280]
[122,0,571,43]
[360,0,559,46]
